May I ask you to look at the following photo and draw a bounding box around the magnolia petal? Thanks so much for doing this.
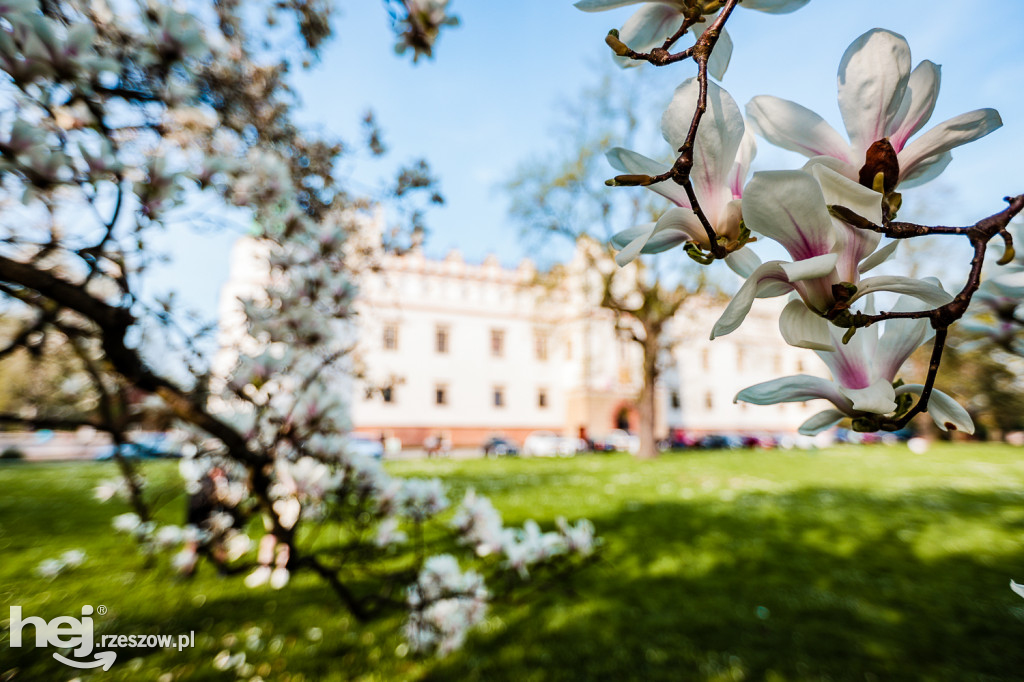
[852,275,953,308]
[611,223,656,266]
[898,109,1002,183]
[899,150,951,189]
[645,207,708,251]
[739,0,812,13]
[779,299,835,351]
[809,162,884,280]
[895,385,975,434]
[1011,580,1024,599]
[809,162,883,226]
[662,78,745,214]
[837,29,912,157]
[875,292,942,381]
[742,170,837,261]
[606,147,690,207]
[724,247,762,278]
[889,59,941,152]
[707,25,733,80]
[798,409,847,436]
[711,261,791,339]
[858,239,899,274]
[574,0,651,11]
[713,254,837,339]
[729,127,757,198]
[746,96,854,162]
[779,252,840,282]
[617,4,686,65]
[736,374,848,406]
[838,378,897,415]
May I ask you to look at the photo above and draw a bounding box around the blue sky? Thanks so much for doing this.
[153,0,1024,320]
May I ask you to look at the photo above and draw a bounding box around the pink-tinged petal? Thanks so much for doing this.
[888,60,941,152]
[858,240,899,274]
[610,223,656,266]
[838,378,897,414]
[779,299,834,351]
[661,78,744,214]
[741,170,836,261]
[895,385,975,434]
[712,254,838,339]
[739,0,811,14]
[616,4,686,65]
[606,147,690,207]
[898,109,1002,184]
[808,162,883,280]
[735,375,850,408]
[852,276,953,308]
[728,128,757,198]
[798,409,847,436]
[724,246,761,278]
[837,29,911,158]
[746,96,854,162]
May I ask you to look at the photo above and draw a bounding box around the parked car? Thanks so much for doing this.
[95,433,180,460]
[482,436,519,457]
[346,434,384,460]
[522,431,585,457]
[593,429,640,454]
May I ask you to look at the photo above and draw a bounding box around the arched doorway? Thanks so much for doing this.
[611,401,639,432]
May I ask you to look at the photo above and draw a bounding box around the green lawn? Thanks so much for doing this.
[3,444,1024,681]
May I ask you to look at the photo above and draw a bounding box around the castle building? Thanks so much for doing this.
[345,242,823,448]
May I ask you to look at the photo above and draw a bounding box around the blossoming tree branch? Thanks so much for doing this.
[0,0,596,658]
[578,0,1023,437]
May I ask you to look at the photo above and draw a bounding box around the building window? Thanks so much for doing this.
[382,386,395,404]
[538,388,548,409]
[704,391,713,409]
[535,333,549,361]
[383,324,398,351]
[435,384,447,406]
[435,325,449,354]
[670,391,681,409]
[797,359,806,372]
[493,386,505,408]
[491,329,505,357]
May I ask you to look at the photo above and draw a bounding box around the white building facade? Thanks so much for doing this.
[345,243,822,448]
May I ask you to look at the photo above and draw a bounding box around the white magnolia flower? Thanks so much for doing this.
[609,78,753,265]
[404,555,488,657]
[60,549,86,568]
[575,0,810,78]
[35,558,65,579]
[712,165,951,347]
[112,512,142,534]
[746,28,1001,190]
[1012,580,1024,600]
[736,295,974,436]
[450,489,504,557]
